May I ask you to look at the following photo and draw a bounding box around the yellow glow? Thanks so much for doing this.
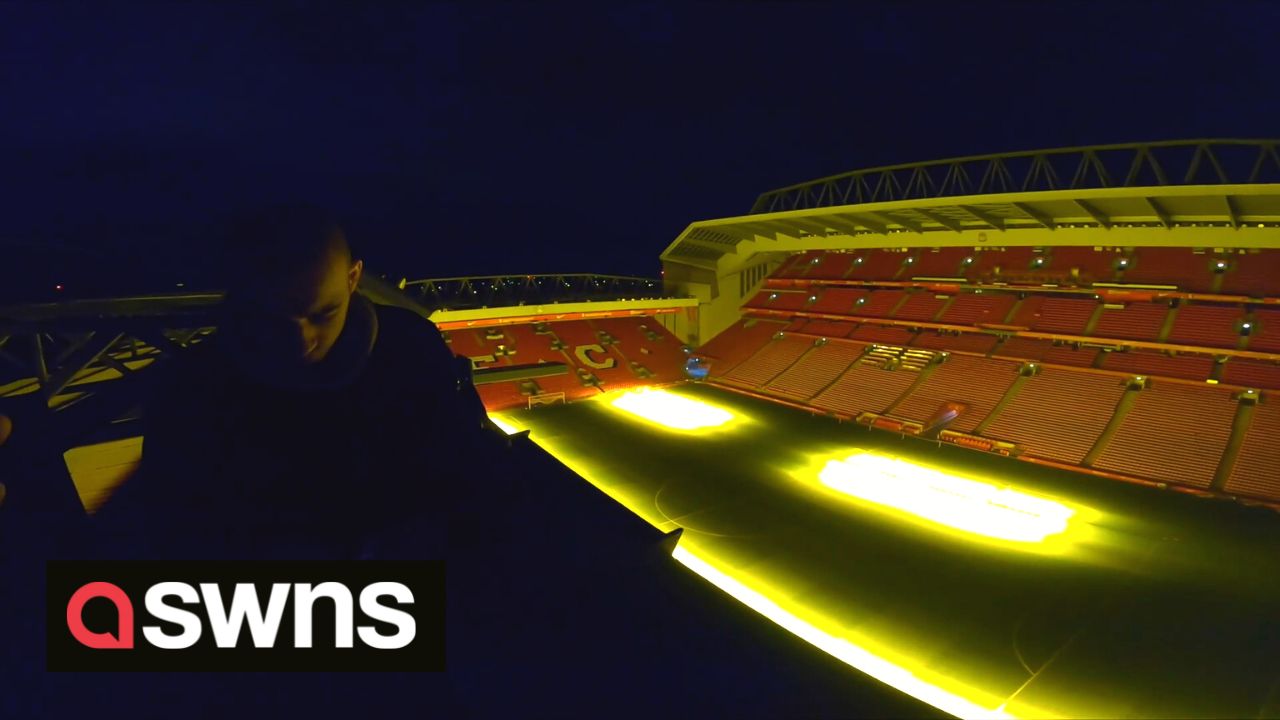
[817,451,1075,543]
[606,388,737,431]
[489,415,522,435]
[671,543,1019,719]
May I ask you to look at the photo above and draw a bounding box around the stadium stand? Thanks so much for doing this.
[849,324,915,344]
[1224,396,1280,500]
[807,252,858,279]
[849,289,906,318]
[1006,295,1045,328]
[1220,249,1280,298]
[699,318,787,375]
[745,290,810,311]
[775,250,823,278]
[1222,359,1280,389]
[905,247,971,278]
[1029,297,1097,335]
[1245,309,1280,352]
[981,368,1127,465]
[972,246,1037,279]
[1048,246,1120,284]
[809,361,921,417]
[764,341,866,401]
[1100,349,1215,381]
[1092,382,1238,489]
[936,292,1016,326]
[591,317,689,380]
[846,250,908,281]
[889,355,1020,432]
[892,291,948,322]
[993,336,1053,361]
[1041,344,1100,368]
[1167,303,1245,349]
[810,287,869,315]
[1122,247,1216,292]
[911,330,999,354]
[444,327,503,365]
[720,335,815,388]
[800,319,857,338]
[1092,302,1169,342]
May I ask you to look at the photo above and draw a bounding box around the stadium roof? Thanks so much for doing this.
[663,140,1280,270]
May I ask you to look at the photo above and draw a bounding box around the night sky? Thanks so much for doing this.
[2,1,1277,301]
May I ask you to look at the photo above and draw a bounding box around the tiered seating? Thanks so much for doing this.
[1092,383,1237,488]
[783,318,809,333]
[1029,297,1096,335]
[810,287,869,315]
[1122,248,1216,292]
[905,247,971,278]
[1220,250,1280,297]
[476,381,533,412]
[892,292,947,322]
[810,361,920,416]
[1049,246,1120,283]
[744,290,810,311]
[889,356,1020,432]
[775,251,822,278]
[972,246,1036,278]
[1221,359,1280,389]
[993,336,1053,361]
[1101,350,1214,381]
[1167,304,1244,349]
[849,289,906,318]
[1246,309,1280,353]
[936,292,1016,325]
[808,252,857,279]
[1092,302,1169,342]
[849,324,915,344]
[1224,397,1280,500]
[800,319,857,338]
[720,335,815,388]
[846,251,908,281]
[1041,344,1098,368]
[911,331,999,354]
[443,328,503,365]
[764,342,866,401]
[503,323,559,362]
[981,369,1127,464]
[1006,295,1043,328]
[590,317,688,381]
[699,319,787,375]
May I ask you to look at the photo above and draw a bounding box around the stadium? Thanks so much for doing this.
[4,139,1280,718]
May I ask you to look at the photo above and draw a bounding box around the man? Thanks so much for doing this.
[94,205,498,559]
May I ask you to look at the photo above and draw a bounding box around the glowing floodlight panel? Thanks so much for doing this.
[607,389,735,431]
[671,545,1017,719]
[817,452,1075,543]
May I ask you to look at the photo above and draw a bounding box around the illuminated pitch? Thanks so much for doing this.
[488,415,523,436]
[817,451,1076,544]
[672,544,1020,719]
[606,388,737,431]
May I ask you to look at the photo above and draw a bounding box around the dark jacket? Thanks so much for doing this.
[93,293,496,559]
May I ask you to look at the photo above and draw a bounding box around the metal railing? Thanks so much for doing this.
[402,273,668,311]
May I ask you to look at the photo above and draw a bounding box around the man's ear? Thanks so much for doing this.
[348,259,364,294]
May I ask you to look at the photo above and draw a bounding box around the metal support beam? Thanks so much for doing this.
[1142,197,1173,229]
[1223,195,1241,230]
[956,205,1005,231]
[913,208,965,233]
[834,212,889,234]
[1010,202,1056,230]
[1072,199,1112,229]
[863,211,922,234]
[42,332,125,402]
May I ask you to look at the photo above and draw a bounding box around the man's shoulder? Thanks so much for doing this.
[371,302,450,354]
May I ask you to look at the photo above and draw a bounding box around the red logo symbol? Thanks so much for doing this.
[67,582,134,649]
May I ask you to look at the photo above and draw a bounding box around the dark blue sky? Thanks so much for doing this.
[2,1,1277,299]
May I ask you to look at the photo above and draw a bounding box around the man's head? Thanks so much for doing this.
[221,205,364,374]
